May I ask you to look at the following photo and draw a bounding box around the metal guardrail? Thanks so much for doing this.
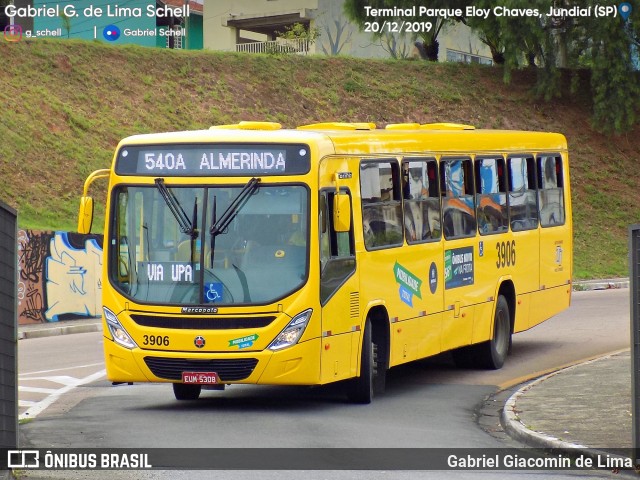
[631,224,640,462]
[236,38,309,55]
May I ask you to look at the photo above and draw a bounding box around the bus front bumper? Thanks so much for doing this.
[103,336,321,386]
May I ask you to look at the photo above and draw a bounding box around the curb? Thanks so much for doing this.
[501,354,634,471]
[18,322,102,340]
[572,278,629,291]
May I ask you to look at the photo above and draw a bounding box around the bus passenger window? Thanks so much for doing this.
[402,158,441,243]
[508,156,538,231]
[475,157,508,235]
[440,158,476,239]
[538,155,565,227]
[360,160,403,249]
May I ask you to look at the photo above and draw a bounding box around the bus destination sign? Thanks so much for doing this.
[115,144,311,176]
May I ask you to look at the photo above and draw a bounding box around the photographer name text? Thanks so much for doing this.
[4,4,190,19]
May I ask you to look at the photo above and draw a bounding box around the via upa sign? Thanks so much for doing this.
[394,262,422,307]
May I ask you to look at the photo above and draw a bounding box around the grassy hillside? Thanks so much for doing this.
[1,39,639,279]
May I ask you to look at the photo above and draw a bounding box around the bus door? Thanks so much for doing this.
[318,187,358,384]
[394,158,444,363]
[534,153,571,325]
[440,158,477,352]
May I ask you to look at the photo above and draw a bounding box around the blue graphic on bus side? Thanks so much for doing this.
[399,285,413,307]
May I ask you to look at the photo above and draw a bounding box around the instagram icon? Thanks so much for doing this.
[3,24,22,42]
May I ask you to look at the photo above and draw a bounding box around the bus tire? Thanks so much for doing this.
[478,295,511,369]
[452,295,511,370]
[347,320,375,404]
[173,383,202,400]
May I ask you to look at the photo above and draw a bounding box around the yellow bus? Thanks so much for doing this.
[78,121,572,403]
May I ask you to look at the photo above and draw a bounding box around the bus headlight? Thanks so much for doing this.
[268,309,313,351]
[104,307,137,350]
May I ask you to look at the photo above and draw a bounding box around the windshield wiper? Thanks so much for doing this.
[210,195,217,268]
[210,177,260,237]
[154,178,198,239]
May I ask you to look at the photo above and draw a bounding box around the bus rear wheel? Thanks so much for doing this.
[453,295,511,370]
[173,383,202,400]
[478,295,511,369]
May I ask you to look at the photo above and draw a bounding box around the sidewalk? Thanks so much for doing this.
[502,351,632,452]
[498,278,634,461]
[18,317,102,340]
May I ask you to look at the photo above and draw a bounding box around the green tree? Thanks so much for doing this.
[276,22,321,54]
[345,0,640,133]
[489,0,640,133]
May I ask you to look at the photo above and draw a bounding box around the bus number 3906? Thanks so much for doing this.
[496,240,516,268]
[143,335,170,347]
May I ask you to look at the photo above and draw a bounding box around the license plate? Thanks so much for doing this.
[181,372,220,384]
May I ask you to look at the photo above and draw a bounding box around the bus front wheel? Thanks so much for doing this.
[347,320,376,404]
[173,383,202,400]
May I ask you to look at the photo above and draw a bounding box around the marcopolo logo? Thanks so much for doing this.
[103,24,120,41]
[3,24,22,42]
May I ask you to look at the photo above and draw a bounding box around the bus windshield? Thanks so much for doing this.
[110,183,309,306]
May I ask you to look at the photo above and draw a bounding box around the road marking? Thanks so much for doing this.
[18,386,58,394]
[21,375,83,386]
[19,362,105,376]
[19,369,106,420]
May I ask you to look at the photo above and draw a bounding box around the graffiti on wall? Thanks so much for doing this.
[17,230,103,325]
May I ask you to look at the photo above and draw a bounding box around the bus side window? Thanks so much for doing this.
[537,155,565,227]
[320,190,355,305]
[475,157,508,235]
[360,160,403,249]
[440,158,476,239]
[402,158,441,243]
[508,156,538,231]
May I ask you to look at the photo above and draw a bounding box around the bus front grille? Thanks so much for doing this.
[143,357,259,381]
[131,315,275,330]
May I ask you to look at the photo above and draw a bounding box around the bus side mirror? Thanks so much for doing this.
[333,194,351,232]
[78,196,94,234]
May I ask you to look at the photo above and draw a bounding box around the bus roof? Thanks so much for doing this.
[118,122,568,156]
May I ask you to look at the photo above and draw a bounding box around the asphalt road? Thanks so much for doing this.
[17,289,630,479]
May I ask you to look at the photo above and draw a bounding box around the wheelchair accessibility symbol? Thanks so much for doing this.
[205,283,224,303]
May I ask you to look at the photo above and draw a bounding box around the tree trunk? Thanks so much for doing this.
[425,40,439,62]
